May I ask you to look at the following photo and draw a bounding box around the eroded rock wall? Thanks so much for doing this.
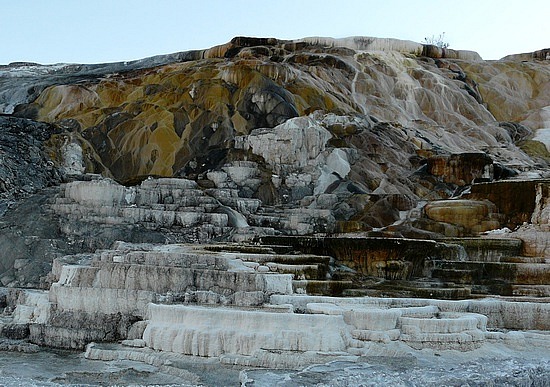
[5,37,546,186]
[0,117,61,207]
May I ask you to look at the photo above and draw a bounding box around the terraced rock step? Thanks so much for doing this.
[433,261,550,285]
[260,233,550,300]
[511,285,550,297]
[293,280,354,296]
[3,236,550,369]
[262,235,466,278]
[51,177,230,241]
[84,296,549,368]
[501,256,550,264]
[443,237,522,262]
[431,268,478,284]
[342,282,472,300]
[47,175,345,247]
[3,241,359,349]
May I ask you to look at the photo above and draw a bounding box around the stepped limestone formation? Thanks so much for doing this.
[3,240,548,369]
[1,36,549,381]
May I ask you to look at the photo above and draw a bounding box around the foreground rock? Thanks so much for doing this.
[2,175,547,373]
[0,116,60,210]
[243,350,550,386]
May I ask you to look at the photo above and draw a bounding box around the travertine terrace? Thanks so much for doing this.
[1,36,549,382]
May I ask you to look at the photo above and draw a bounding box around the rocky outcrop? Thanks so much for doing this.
[501,48,550,61]
[1,36,549,375]
[426,153,494,186]
[1,36,547,246]
[5,37,545,185]
[0,117,60,208]
[423,199,501,235]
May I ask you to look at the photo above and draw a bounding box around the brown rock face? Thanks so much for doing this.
[427,153,494,186]
[30,61,300,182]
[262,236,460,279]
[504,180,550,257]
[467,180,541,228]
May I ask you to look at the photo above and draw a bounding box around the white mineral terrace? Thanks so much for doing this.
[4,241,549,370]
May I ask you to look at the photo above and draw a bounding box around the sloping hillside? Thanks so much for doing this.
[0,36,548,285]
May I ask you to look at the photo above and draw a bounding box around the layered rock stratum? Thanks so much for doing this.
[1,36,549,385]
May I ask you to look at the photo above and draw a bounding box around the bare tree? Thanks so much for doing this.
[423,32,449,48]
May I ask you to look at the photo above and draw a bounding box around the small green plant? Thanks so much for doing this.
[423,32,449,49]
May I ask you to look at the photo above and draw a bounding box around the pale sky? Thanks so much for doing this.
[1,0,548,65]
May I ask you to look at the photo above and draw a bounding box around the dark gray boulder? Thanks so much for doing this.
[0,116,61,210]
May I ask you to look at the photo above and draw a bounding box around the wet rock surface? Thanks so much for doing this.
[2,342,548,386]
[0,349,225,386]
[0,117,60,210]
[244,353,550,387]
